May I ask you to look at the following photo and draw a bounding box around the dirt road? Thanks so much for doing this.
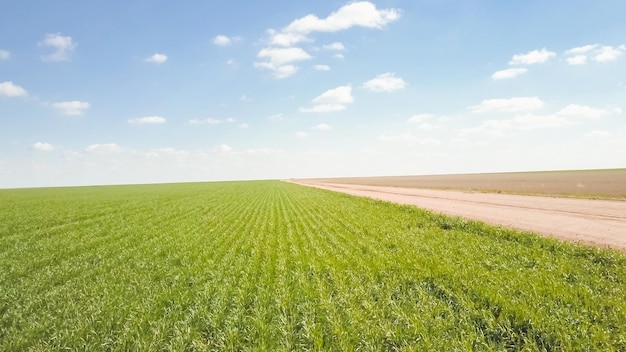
[293,181,626,251]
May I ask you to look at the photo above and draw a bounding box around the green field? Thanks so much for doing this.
[1,181,625,351]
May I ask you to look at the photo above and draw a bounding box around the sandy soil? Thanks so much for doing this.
[292,181,626,251]
[305,169,626,200]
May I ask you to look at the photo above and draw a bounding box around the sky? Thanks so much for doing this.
[1,0,625,188]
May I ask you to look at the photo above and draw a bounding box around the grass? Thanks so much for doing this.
[1,180,625,351]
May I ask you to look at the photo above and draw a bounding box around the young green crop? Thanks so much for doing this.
[1,181,625,351]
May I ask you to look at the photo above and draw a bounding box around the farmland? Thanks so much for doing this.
[303,169,626,200]
[1,181,626,350]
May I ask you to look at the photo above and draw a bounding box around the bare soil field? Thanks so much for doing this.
[300,169,626,200]
[292,172,626,250]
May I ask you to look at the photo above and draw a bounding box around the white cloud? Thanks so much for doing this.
[555,104,611,119]
[283,1,400,36]
[299,85,354,112]
[85,143,122,154]
[491,68,528,80]
[33,142,54,151]
[314,64,331,71]
[509,48,555,65]
[145,53,167,63]
[0,81,27,97]
[52,101,90,115]
[565,44,598,55]
[128,116,166,124]
[468,97,544,113]
[267,31,310,47]
[213,35,231,46]
[39,33,76,62]
[189,117,236,125]
[313,85,354,105]
[407,114,434,124]
[564,44,625,65]
[299,104,346,113]
[0,50,9,60]
[238,123,249,128]
[259,2,398,78]
[254,47,312,79]
[213,35,233,46]
[566,55,587,65]
[333,53,345,59]
[362,73,407,92]
[594,45,625,63]
[313,123,331,130]
[323,42,345,51]
[461,104,616,137]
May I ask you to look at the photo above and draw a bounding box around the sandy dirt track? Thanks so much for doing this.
[292,181,626,251]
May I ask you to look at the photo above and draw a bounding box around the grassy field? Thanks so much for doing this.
[303,169,626,200]
[1,181,625,351]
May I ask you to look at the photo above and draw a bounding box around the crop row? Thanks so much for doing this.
[1,181,625,350]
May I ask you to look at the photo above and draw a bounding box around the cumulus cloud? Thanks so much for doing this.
[594,45,625,62]
[213,35,232,46]
[267,31,310,47]
[300,85,353,113]
[555,104,611,119]
[509,48,555,65]
[313,123,331,130]
[564,44,625,65]
[468,97,544,113]
[0,81,27,97]
[565,45,598,55]
[0,50,9,60]
[323,42,346,51]
[314,64,331,71]
[145,53,167,63]
[491,68,528,80]
[281,1,400,39]
[333,53,345,59]
[362,73,407,92]
[128,116,166,124]
[461,104,616,137]
[39,33,76,62]
[52,101,90,115]
[254,47,312,79]
[566,55,587,65]
[258,2,398,78]
[189,117,236,125]
[33,142,54,151]
[213,35,242,46]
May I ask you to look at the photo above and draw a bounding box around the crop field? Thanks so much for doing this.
[1,181,626,351]
[303,169,626,200]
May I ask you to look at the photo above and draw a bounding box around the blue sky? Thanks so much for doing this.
[1,1,625,188]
